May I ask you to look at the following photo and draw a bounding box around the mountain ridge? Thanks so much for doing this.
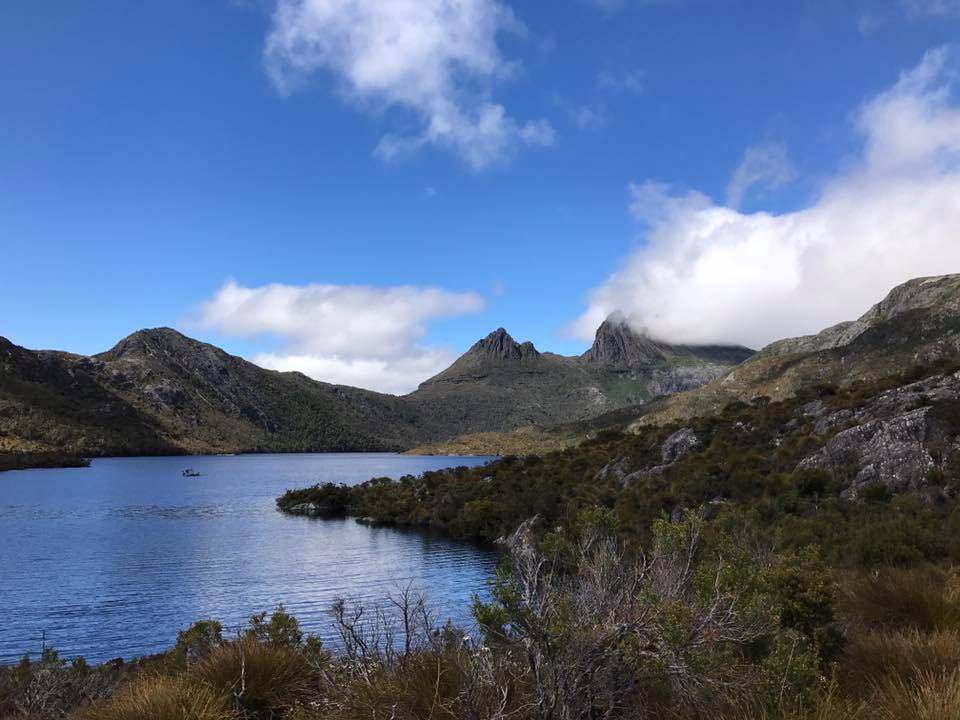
[0,318,751,459]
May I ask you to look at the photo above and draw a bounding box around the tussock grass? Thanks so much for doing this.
[840,566,960,631]
[701,670,960,720]
[319,651,465,720]
[76,674,234,720]
[195,638,315,718]
[840,627,960,688]
[870,669,960,720]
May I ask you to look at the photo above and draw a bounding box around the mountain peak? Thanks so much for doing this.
[467,328,540,362]
[585,315,666,366]
[98,327,212,361]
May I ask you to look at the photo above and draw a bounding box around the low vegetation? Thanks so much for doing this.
[5,512,960,719]
[7,364,960,718]
[279,365,960,570]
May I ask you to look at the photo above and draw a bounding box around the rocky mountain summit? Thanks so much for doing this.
[469,328,541,362]
[409,322,752,440]
[584,316,751,367]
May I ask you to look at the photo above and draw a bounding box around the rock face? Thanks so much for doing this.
[591,428,702,486]
[660,428,701,464]
[620,428,702,484]
[284,502,337,517]
[584,316,753,368]
[584,317,667,366]
[594,456,632,483]
[796,372,960,498]
[467,328,541,362]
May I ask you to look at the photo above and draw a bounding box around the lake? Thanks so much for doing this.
[0,453,497,664]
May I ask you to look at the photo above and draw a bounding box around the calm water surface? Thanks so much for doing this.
[0,454,496,664]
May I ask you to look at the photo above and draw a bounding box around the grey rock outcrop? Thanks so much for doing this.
[621,428,701,485]
[661,428,701,464]
[594,456,632,483]
[284,502,334,517]
[798,408,937,497]
[796,372,960,498]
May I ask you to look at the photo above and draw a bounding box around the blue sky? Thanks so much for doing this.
[2,1,960,393]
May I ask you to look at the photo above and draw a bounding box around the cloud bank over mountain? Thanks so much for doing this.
[571,46,960,349]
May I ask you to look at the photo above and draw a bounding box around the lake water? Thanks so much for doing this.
[0,454,497,664]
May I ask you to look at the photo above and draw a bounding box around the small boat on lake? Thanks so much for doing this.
[181,468,201,477]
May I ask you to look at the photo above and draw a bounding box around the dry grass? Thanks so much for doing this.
[840,627,960,689]
[870,669,960,720]
[318,652,464,720]
[697,670,960,720]
[76,675,234,720]
[840,566,960,631]
[195,638,315,718]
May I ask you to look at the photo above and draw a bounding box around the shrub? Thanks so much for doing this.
[247,605,303,647]
[175,620,224,666]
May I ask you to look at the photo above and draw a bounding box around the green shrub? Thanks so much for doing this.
[247,605,303,647]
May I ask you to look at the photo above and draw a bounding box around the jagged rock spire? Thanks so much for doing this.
[467,328,540,361]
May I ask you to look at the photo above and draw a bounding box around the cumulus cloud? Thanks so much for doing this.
[570,46,960,350]
[264,0,554,169]
[724,142,796,210]
[196,281,485,394]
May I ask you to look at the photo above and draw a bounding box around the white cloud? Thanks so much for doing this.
[900,0,960,17]
[570,46,960,351]
[196,281,485,394]
[264,0,554,169]
[724,142,796,210]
